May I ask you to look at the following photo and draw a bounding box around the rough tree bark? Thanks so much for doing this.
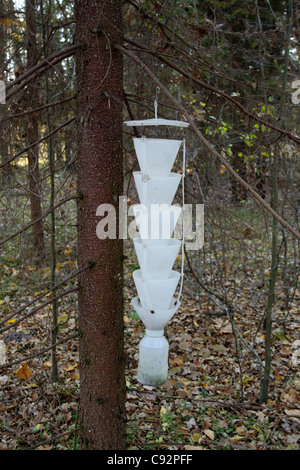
[75,0,126,450]
[25,0,45,262]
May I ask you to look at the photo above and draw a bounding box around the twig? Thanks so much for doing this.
[0,287,78,334]
[124,37,300,145]
[0,117,75,169]
[5,44,80,100]
[24,427,81,450]
[2,95,76,120]
[0,263,94,328]
[127,388,263,410]
[0,332,78,370]
[115,44,300,241]
[0,195,77,247]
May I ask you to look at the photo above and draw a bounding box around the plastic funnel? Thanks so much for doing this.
[133,269,180,310]
[134,171,182,206]
[133,238,181,279]
[133,137,182,177]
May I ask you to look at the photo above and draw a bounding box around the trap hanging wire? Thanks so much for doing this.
[124,93,190,386]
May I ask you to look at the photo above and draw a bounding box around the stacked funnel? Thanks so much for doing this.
[130,133,184,386]
[124,116,189,386]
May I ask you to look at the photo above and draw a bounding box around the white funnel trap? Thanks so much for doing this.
[134,172,182,206]
[133,238,181,279]
[133,269,180,310]
[133,204,182,243]
[138,333,169,386]
[131,296,181,331]
[124,112,190,386]
[131,297,181,386]
[133,137,182,177]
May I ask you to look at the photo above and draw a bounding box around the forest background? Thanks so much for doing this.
[0,0,299,450]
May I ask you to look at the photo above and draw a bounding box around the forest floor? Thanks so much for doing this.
[0,182,300,450]
[0,232,299,451]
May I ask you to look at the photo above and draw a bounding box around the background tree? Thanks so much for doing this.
[25,0,45,262]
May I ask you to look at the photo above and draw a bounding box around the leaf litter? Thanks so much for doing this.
[0,241,299,450]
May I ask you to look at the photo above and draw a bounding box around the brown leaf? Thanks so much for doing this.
[16,363,31,380]
[204,429,214,440]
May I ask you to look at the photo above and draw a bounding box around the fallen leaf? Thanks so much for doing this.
[178,341,191,351]
[234,425,247,435]
[65,363,78,371]
[191,432,202,443]
[281,389,298,404]
[204,429,214,440]
[284,409,300,417]
[34,291,46,297]
[64,260,75,266]
[211,344,227,353]
[160,405,171,418]
[29,392,38,404]
[229,435,246,442]
[184,445,203,450]
[58,314,68,324]
[169,358,183,366]
[16,363,31,380]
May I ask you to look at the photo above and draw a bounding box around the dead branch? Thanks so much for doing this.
[0,117,75,169]
[5,44,80,101]
[0,332,78,370]
[0,263,94,328]
[124,37,300,146]
[0,195,77,247]
[115,44,300,241]
[2,95,76,121]
[0,287,78,334]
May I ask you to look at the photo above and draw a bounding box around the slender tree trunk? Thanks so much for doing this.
[75,0,126,450]
[40,0,58,383]
[260,0,293,404]
[25,0,45,262]
[0,0,10,182]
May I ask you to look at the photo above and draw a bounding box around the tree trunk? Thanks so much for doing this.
[25,0,45,262]
[75,0,126,450]
[260,0,293,404]
[0,0,11,182]
[39,0,59,383]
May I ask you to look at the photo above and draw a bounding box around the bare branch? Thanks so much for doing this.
[0,263,94,328]
[0,332,78,370]
[1,95,76,121]
[124,38,300,145]
[116,44,300,241]
[5,44,80,101]
[0,287,78,334]
[0,195,77,247]
[0,117,75,169]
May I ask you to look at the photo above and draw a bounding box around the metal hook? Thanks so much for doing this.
[154,86,159,119]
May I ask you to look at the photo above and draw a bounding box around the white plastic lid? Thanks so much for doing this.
[124,118,189,128]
